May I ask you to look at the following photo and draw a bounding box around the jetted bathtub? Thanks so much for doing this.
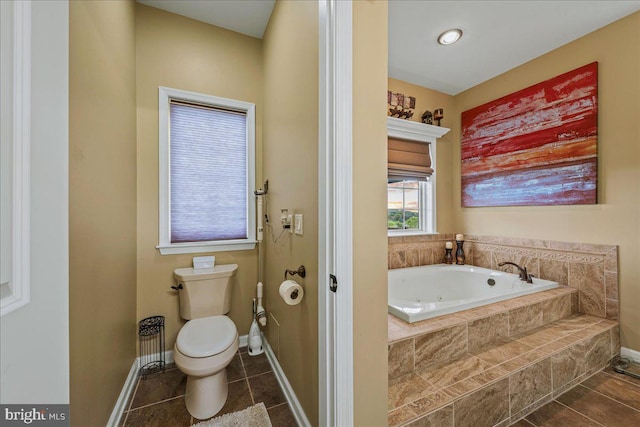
[388,264,559,323]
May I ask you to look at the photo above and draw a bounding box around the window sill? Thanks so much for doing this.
[387,231,440,238]
[156,240,257,255]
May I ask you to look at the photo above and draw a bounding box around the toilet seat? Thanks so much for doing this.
[177,316,237,358]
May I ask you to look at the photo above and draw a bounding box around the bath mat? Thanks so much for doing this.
[190,402,272,427]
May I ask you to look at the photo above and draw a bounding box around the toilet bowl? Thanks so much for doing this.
[173,315,239,419]
[172,264,239,419]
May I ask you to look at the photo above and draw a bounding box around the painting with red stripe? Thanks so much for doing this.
[461,62,598,207]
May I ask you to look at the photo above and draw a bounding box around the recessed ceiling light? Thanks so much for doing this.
[437,29,463,45]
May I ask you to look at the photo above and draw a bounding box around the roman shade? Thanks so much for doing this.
[388,137,433,181]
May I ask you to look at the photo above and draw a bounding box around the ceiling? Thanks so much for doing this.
[137,0,275,39]
[139,0,640,95]
[389,0,640,95]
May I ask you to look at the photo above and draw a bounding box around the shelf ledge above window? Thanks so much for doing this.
[156,240,257,256]
[387,116,450,142]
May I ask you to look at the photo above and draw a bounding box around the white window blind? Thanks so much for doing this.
[169,101,248,243]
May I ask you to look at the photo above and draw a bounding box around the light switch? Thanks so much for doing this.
[294,214,303,235]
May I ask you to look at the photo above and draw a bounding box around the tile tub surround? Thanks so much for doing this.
[387,286,620,427]
[388,314,619,426]
[388,234,619,321]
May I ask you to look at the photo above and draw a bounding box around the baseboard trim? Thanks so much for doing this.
[621,346,640,363]
[239,333,248,348]
[262,333,312,427]
[107,336,248,427]
[106,358,139,427]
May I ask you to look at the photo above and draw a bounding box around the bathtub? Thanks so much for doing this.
[388,264,559,323]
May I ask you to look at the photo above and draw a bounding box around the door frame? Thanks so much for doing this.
[318,0,354,425]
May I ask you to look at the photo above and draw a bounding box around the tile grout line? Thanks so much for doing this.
[575,382,640,414]
[237,351,256,406]
[601,369,640,390]
[127,394,186,413]
[245,378,256,406]
[552,396,607,427]
[237,350,248,380]
[268,402,288,410]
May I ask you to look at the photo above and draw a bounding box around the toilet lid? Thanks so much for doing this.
[177,316,237,358]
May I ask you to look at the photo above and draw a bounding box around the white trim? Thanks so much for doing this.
[156,240,256,256]
[319,0,355,425]
[239,334,248,348]
[106,358,138,427]
[318,1,333,425]
[1,0,31,317]
[430,137,437,234]
[387,117,450,237]
[107,349,176,427]
[156,86,256,256]
[387,116,450,142]
[621,346,640,363]
[262,333,312,427]
[332,1,354,426]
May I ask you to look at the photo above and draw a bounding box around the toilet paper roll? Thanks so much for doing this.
[279,280,304,305]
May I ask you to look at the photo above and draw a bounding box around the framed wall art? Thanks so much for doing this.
[461,62,598,207]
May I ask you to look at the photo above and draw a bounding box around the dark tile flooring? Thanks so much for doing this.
[513,366,640,426]
[120,347,297,427]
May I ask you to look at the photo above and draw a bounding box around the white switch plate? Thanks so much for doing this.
[294,214,303,235]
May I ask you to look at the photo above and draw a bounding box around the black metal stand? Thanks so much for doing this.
[138,315,165,378]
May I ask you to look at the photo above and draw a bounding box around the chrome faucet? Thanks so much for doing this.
[498,261,534,284]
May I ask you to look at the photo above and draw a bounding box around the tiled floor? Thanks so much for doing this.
[120,347,297,427]
[513,366,640,426]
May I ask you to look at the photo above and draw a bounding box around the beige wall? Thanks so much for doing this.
[135,4,263,348]
[387,79,455,233]
[69,1,137,425]
[262,1,319,424]
[452,12,640,351]
[353,1,389,425]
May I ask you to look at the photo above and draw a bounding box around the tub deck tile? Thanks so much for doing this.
[388,315,618,426]
[415,355,494,389]
[389,373,439,409]
[388,287,578,344]
[406,390,454,417]
[512,324,561,348]
[442,378,484,399]
[388,405,418,427]
[471,338,533,365]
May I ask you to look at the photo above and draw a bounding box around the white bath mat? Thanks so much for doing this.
[190,402,272,427]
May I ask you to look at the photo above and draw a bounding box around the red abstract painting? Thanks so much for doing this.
[461,62,598,207]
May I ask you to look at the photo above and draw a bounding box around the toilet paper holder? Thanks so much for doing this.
[284,265,306,280]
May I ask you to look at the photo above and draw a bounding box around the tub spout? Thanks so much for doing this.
[498,261,534,284]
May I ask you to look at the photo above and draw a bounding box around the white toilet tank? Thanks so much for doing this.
[174,264,238,320]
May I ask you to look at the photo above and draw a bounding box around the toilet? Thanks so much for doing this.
[172,264,239,419]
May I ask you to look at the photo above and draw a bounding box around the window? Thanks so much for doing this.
[387,116,449,236]
[157,87,256,255]
[387,179,434,233]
